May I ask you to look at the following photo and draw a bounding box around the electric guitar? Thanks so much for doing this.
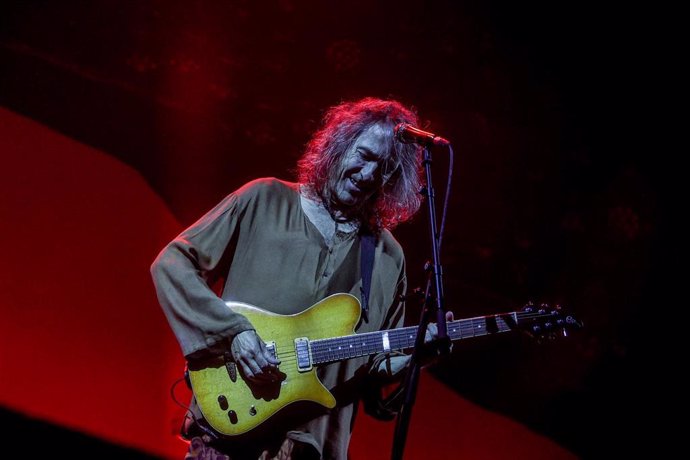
[187,293,581,437]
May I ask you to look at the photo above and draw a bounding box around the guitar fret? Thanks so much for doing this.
[311,315,520,365]
[312,332,384,364]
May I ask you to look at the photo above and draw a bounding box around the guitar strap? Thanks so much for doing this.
[359,230,375,323]
[359,230,408,419]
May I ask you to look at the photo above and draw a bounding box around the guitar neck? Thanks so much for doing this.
[310,312,518,365]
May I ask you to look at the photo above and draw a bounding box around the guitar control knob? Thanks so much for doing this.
[249,405,257,416]
[217,395,229,411]
[228,410,238,424]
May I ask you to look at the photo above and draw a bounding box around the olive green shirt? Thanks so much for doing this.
[151,178,406,459]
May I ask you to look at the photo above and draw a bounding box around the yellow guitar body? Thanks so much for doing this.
[187,293,362,436]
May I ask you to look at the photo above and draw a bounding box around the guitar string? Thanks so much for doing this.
[244,311,571,364]
[267,312,565,348]
[245,310,570,361]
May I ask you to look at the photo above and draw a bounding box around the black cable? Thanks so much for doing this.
[437,144,454,250]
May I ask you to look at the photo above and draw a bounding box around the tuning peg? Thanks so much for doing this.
[566,315,584,328]
[523,300,535,313]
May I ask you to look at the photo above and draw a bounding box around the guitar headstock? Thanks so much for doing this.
[516,301,583,339]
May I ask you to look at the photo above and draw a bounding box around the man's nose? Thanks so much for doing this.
[359,162,379,182]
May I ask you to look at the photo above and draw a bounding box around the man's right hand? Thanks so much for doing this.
[230,330,282,384]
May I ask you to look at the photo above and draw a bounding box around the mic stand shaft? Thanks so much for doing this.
[391,145,449,460]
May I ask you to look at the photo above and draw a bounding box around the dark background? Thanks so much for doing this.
[1,1,670,458]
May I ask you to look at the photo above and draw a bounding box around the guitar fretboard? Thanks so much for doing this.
[310,313,517,365]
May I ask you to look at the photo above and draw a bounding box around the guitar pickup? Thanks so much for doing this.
[294,337,312,372]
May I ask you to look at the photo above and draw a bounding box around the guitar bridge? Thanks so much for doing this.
[265,341,276,361]
[294,337,312,372]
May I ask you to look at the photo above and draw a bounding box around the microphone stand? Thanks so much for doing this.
[391,144,450,460]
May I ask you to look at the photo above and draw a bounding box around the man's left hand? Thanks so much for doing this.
[422,310,454,363]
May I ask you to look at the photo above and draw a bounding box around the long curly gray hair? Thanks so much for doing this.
[298,97,423,230]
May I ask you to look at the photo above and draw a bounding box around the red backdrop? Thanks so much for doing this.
[0,107,574,459]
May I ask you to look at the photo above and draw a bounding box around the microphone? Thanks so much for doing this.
[394,123,450,146]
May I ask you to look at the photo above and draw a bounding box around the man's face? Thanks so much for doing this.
[329,123,394,211]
